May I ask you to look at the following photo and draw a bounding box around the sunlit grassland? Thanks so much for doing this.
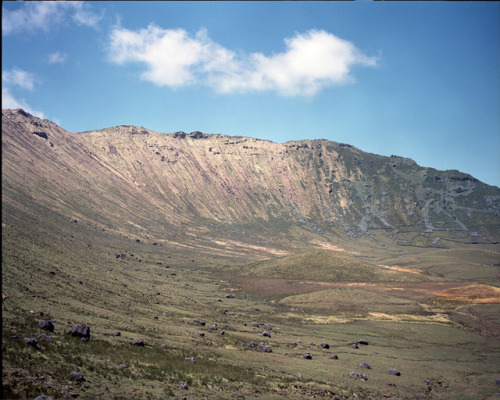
[2,202,500,399]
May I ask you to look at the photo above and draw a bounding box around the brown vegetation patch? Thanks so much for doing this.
[432,284,500,304]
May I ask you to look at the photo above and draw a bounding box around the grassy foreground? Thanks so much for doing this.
[2,206,500,399]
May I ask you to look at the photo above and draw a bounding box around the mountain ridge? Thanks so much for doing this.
[3,108,499,258]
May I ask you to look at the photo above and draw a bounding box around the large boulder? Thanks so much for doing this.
[24,337,41,350]
[257,342,272,353]
[68,323,90,341]
[39,320,54,332]
[349,371,368,381]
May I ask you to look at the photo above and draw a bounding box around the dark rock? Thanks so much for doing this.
[70,371,85,381]
[262,331,271,337]
[39,320,54,332]
[24,338,41,350]
[358,340,369,345]
[303,352,313,360]
[359,363,371,369]
[321,342,330,349]
[258,342,272,353]
[39,333,53,343]
[179,383,189,390]
[330,354,339,360]
[68,323,90,341]
[132,338,144,346]
[208,324,218,331]
[249,342,257,348]
[351,343,359,349]
[112,331,121,336]
[496,378,500,385]
[173,131,186,139]
[32,131,48,139]
[226,294,235,299]
[220,330,225,336]
[349,371,368,381]
[189,131,205,139]
[194,320,206,326]
[389,368,401,376]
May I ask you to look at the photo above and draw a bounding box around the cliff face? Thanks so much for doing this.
[2,108,499,256]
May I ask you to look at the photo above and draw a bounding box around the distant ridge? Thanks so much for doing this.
[2,108,499,257]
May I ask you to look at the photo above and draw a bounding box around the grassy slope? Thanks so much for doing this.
[2,110,500,399]
[4,207,500,399]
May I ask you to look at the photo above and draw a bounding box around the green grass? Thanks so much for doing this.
[2,198,500,399]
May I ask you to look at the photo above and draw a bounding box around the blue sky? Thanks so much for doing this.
[2,1,499,187]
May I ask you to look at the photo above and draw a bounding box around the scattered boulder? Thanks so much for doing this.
[358,340,369,345]
[39,320,54,332]
[351,343,359,349]
[349,371,368,381]
[132,338,144,346]
[359,363,371,369]
[68,323,90,341]
[199,332,205,337]
[330,354,339,360]
[179,383,189,390]
[119,364,128,369]
[34,396,54,400]
[303,352,313,360]
[70,371,85,382]
[321,342,330,349]
[263,324,272,330]
[208,324,218,331]
[112,331,121,336]
[185,357,197,363]
[226,294,235,299]
[220,330,225,336]
[24,337,41,350]
[262,331,271,337]
[39,333,53,343]
[194,320,206,326]
[389,368,401,376]
[257,342,272,353]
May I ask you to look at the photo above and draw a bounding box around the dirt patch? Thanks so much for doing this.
[235,277,500,307]
[433,284,500,304]
[380,265,426,275]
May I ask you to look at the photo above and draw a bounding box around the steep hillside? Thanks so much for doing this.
[2,108,499,258]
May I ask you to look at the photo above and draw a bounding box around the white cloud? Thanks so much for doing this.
[2,1,101,35]
[108,26,377,97]
[48,52,68,64]
[2,88,45,119]
[2,68,36,90]
[2,68,44,118]
[70,2,103,28]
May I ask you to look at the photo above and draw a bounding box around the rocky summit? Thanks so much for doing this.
[2,108,499,258]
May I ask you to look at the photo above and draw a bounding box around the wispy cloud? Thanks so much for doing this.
[2,68,44,118]
[2,67,36,90]
[2,1,102,35]
[108,25,377,97]
[2,88,45,118]
[48,51,68,64]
